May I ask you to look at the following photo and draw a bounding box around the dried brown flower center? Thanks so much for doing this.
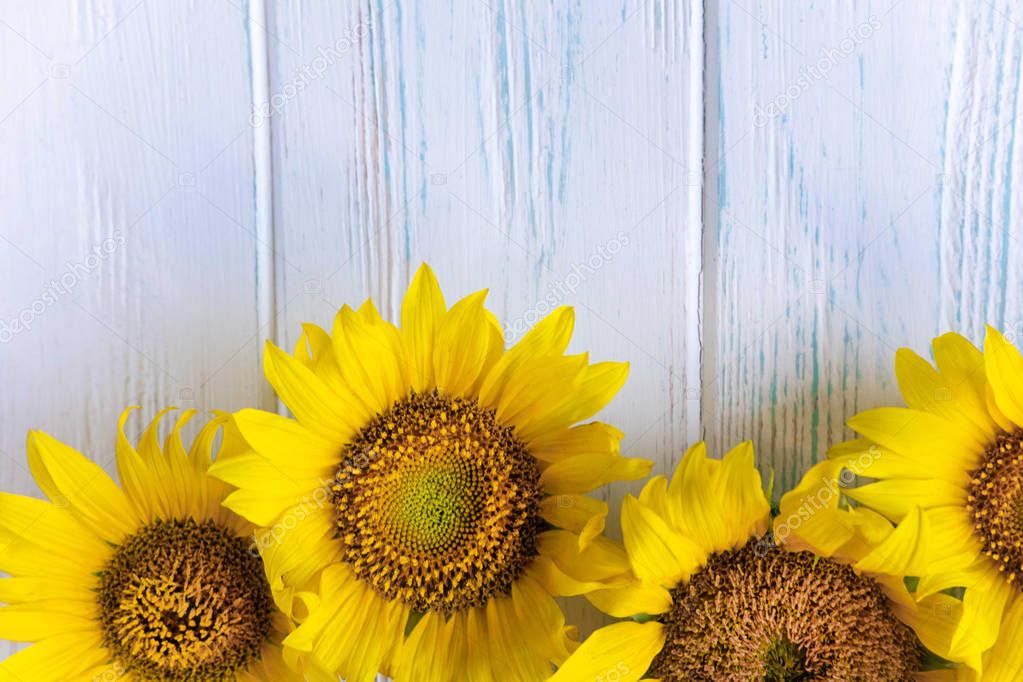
[649,540,920,681]
[98,518,274,681]
[968,429,1023,586]
[332,390,542,614]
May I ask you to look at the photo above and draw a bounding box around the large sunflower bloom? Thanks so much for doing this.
[0,409,299,682]
[208,264,652,681]
[548,441,956,681]
[827,326,1023,679]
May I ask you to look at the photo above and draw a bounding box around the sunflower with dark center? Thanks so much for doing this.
[550,441,956,682]
[0,409,299,681]
[209,264,651,682]
[816,327,1023,680]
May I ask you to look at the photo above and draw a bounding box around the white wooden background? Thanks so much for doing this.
[1,0,1020,660]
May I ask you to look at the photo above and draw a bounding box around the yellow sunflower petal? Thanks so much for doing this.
[0,576,95,604]
[484,585,560,680]
[229,409,339,474]
[539,494,607,549]
[494,354,588,433]
[713,440,772,546]
[0,492,108,573]
[433,289,504,396]
[827,438,969,486]
[529,422,623,463]
[0,601,99,641]
[847,407,985,472]
[895,347,992,443]
[585,579,673,618]
[0,630,108,682]
[842,478,966,521]
[665,441,769,554]
[401,263,447,392]
[114,405,161,520]
[775,459,854,554]
[263,341,354,441]
[952,566,1013,658]
[540,451,652,495]
[238,641,306,682]
[919,506,982,574]
[511,575,574,666]
[345,299,413,407]
[283,564,405,682]
[853,506,930,575]
[516,361,629,443]
[985,381,1016,432]
[527,555,616,597]
[549,621,665,682]
[978,593,1023,681]
[621,495,706,588]
[932,332,998,435]
[984,325,1023,426]
[257,504,339,601]
[890,592,975,673]
[393,611,450,682]
[479,306,575,409]
[26,430,138,543]
[537,531,632,584]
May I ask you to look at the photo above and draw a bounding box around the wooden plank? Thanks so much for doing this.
[265,0,704,636]
[0,0,264,657]
[703,0,1021,495]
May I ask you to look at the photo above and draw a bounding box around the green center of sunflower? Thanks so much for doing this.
[332,390,542,614]
[649,539,920,681]
[98,518,274,681]
[967,429,1023,586]
[763,637,809,682]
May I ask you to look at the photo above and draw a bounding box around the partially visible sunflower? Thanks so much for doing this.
[549,441,957,682]
[0,409,299,682]
[208,264,652,681]
[825,326,1023,679]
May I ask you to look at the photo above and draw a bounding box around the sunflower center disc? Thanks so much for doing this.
[333,390,542,614]
[649,540,920,681]
[98,518,274,681]
[968,429,1023,585]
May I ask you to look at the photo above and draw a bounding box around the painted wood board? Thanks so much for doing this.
[264,0,704,636]
[702,0,1023,495]
[0,0,266,657]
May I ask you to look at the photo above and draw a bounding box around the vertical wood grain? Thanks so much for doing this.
[264,0,704,636]
[703,0,1023,494]
[0,0,266,657]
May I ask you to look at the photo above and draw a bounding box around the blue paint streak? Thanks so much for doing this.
[936,62,953,327]
[365,5,394,248]
[998,36,1021,328]
[495,2,516,199]
[518,0,537,243]
[982,4,998,328]
[416,3,428,212]
[716,23,727,208]
[387,0,413,260]
[557,5,580,206]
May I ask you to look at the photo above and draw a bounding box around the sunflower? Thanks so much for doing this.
[548,441,957,682]
[821,326,1023,679]
[0,408,299,682]
[208,263,652,682]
